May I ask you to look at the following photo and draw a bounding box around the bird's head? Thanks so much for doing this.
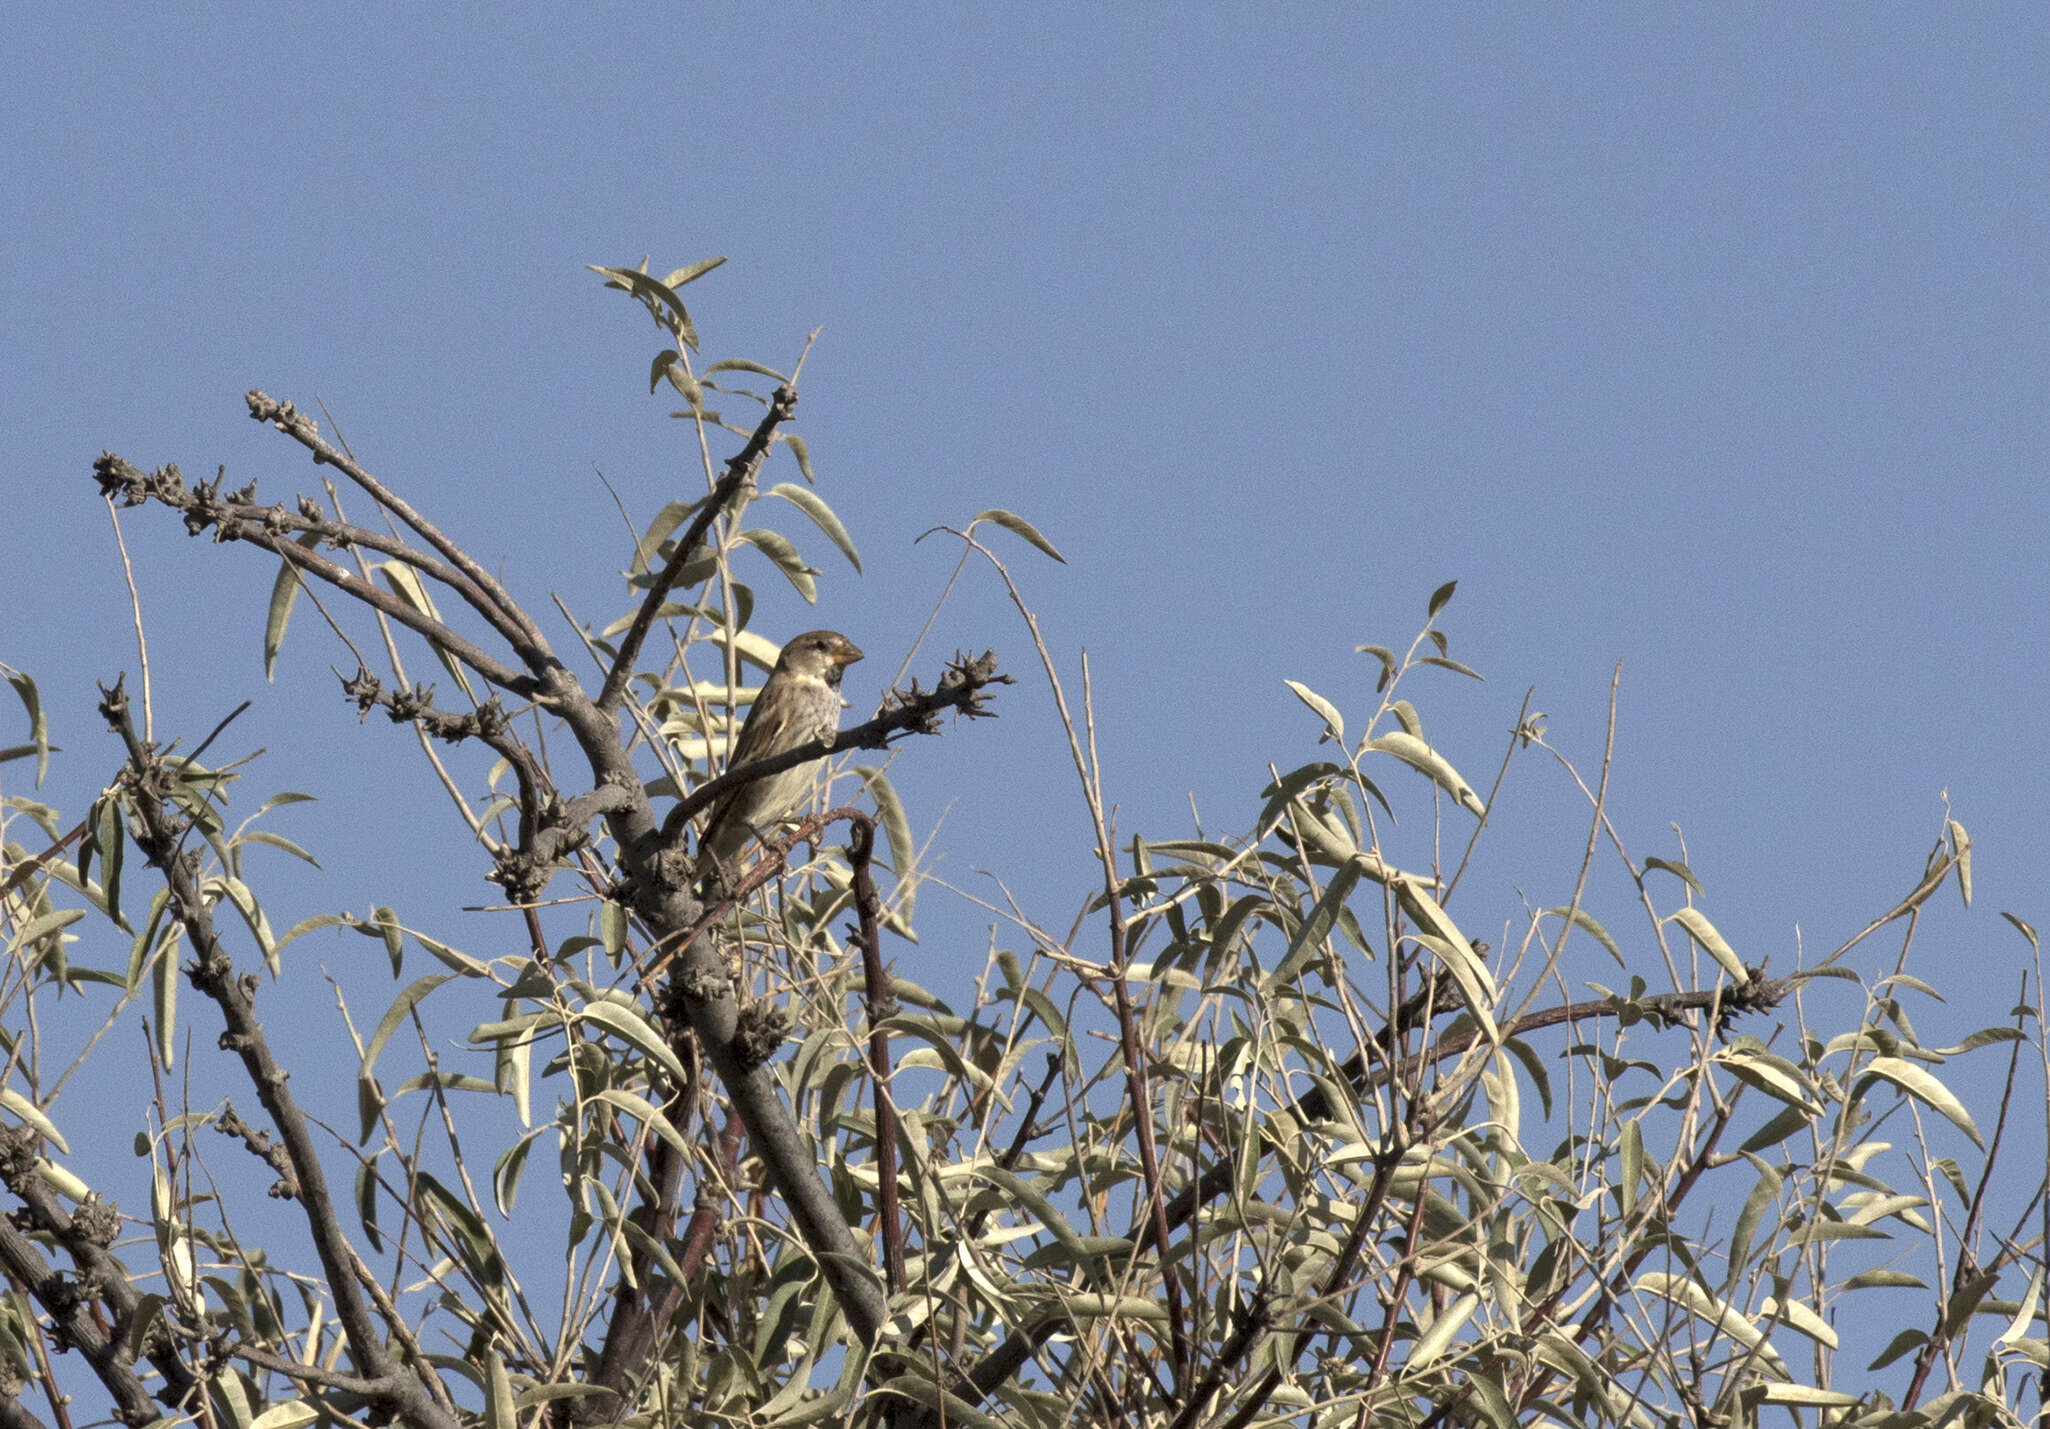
[778,630,864,687]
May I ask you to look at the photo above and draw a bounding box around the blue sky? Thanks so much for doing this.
[5,3,2045,1317]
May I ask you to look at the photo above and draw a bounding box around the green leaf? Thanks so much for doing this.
[211,875,276,972]
[1714,1046,1816,1109]
[154,927,178,1068]
[854,766,916,921]
[592,1089,692,1157]
[1643,856,1703,896]
[589,261,710,350]
[236,830,320,869]
[1857,1056,1983,1148]
[2,668,48,786]
[375,562,476,699]
[1946,818,1971,907]
[1408,1291,1479,1370]
[1269,859,1361,986]
[703,357,788,381]
[262,912,338,959]
[1417,655,1483,681]
[767,483,862,573]
[1396,876,1499,1043]
[1668,907,1745,982]
[733,528,818,603]
[1543,905,1622,966]
[782,432,816,483]
[649,349,692,399]
[1364,730,1485,815]
[577,998,687,1087]
[1427,579,1458,619]
[362,974,456,1078]
[969,509,1065,563]
[662,256,728,289]
[0,1091,67,1154]
[372,905,404,975]
[1355,644,1397,692]
[263,533,322,681]
[1283,680,1344,746]
[483,1352,515,1429]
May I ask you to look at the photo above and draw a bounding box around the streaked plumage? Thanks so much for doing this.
[695,630,863,873]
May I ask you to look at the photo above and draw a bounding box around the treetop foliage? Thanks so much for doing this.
[0,261,2042,1429]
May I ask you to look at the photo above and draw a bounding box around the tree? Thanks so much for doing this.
[0,261,2042,1429]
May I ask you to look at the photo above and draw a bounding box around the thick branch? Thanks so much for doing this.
[0,1211,160,1427]
[0,1169,200,1407]
[97,681,460,1429]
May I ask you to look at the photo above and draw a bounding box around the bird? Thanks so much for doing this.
[694,629,864,875]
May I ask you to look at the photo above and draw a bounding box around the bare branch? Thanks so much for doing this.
[244,390,551,657]
[598,385,798,711]
[92,455,540,698]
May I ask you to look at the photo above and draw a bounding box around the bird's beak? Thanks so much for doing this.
[832,639,865,667]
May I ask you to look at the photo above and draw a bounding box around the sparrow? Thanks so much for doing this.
[694,630,864,873]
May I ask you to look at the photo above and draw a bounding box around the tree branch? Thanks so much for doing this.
[96,680,461,1429]
[92,456,539,698]
[658,650,1010,845]
[598,385,797,711]
[244,390,551,657]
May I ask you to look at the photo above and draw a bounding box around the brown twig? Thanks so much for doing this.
[850,817,906,1296]
[599,386,798,711]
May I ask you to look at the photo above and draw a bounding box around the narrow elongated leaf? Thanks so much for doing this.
[969,509,1065,563]
[376,562,476,698]
[154,928,178,1068]
[93,792,125,924]
[0,1091,67,1154]
[1270,858,1361,985]
[1668,907,1745,981]
[662,256,727,289]
[1365,730,1484,815]
[781,432,816,483]
[577,999,687,1086]
[592,1089,691,1157]
[1858,1056,1983,1147]
[854,766,916,920]
[1714,1046,1815,1109]
[1544,905,1623,966]
[1946,818,1971,907]
[1634,1272,1781,1365]
[1408,1291,1479,1370]
[484,1352,515,1429]
[362,974,455,1077]
[211,876,276,971]
[1356,644,1397,691]
[734,528,818,602]
[263,533,323,680]
[1283,680,1344,746]
[250,1402,320,1429]
[768,483,862,573]
[1396,877,1500,1043]
[1643,856,1702,895]
[1427,579,1458,618]
[3,668,49,785]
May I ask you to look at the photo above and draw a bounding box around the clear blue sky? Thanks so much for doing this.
[5,4,2045,1278]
